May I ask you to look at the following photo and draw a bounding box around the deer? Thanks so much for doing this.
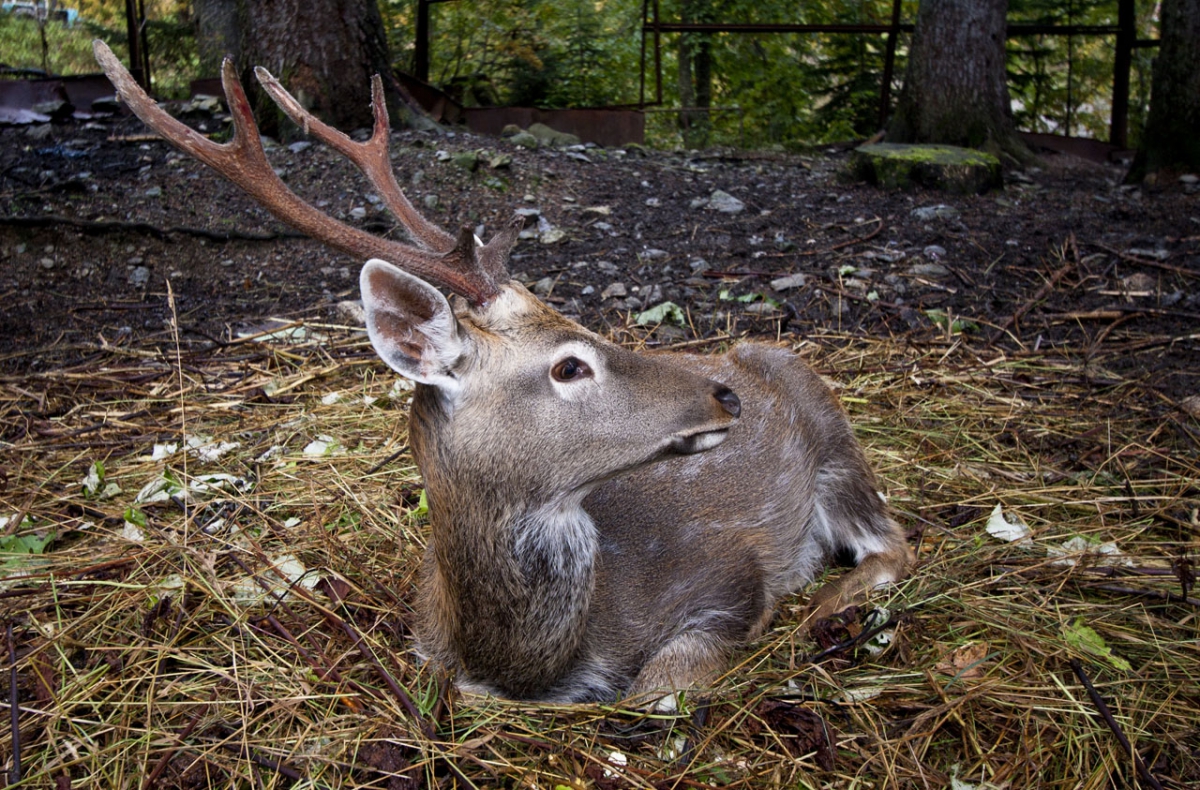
[94,41,914,706]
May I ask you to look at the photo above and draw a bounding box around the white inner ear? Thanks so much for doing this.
[549,342,604,402]
[360,259,464,397]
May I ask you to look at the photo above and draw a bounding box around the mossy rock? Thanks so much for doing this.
[848,143,1002,194]
[528,122,581,147]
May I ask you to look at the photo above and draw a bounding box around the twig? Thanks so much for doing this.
[995,235,1079,337]
[7,623,20,785]
[1069,659,1165,790]
[1087,241,1199,279]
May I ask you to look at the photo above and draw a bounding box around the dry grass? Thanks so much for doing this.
[1,303,1197,789]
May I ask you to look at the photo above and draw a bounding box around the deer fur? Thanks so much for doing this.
[92,39,915,706]
[362,261,914,704]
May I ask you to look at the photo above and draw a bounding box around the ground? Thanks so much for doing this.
[2,111,1196,404]
[1,109,1199,788]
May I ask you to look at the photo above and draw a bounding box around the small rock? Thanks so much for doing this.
[565,151,592,163]
[911,204,959,221]
[288,141,312,154]
[509,131,539,148]
[1178,174,1198,185]
[349,207,368,220]
[489,153,512,169]
[128,266,151,287]
[39,258,55,270]
[923,244,947,259]
[645,197,661,207]
[540,228,567,245]
[601,282,627,300]
[1181,395,1200,419]
[770,273,807,291]
[144,186,162,198]
[528,123,581,147]
[26,124,54,140]
[435,150,452,162]
[640,249,669,260]
[335,300,365,325]
[423,194,439,209]
[1125,248,1169,260]
[906,262,950,278]
[744,302,778,315]
[707,190,745,214]
[452,151,479,171]
[580,285,595,296]
[533,276,556,296]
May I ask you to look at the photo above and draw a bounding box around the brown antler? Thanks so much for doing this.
[93,40,515,306]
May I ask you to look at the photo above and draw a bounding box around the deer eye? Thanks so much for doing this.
[551,357,592,382]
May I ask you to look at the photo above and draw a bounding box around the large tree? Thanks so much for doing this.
[192,0,400,133]
[888,0,1029,161]
[1129,0,1200,182]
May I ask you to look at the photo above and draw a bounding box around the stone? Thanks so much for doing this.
[911,204,960,221]
[335,300,365,325]
[849,143,1002,194]
[288,141,312,154]
[706,190,745,214]
[906,262,950,278]
[509,131,539,148]
[451,151,479,171]
[528,123,581,147]
[601,282,627,300]
[128,266,151,287]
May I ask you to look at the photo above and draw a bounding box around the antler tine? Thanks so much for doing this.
[92,40,503,306]
[254,68,457,255]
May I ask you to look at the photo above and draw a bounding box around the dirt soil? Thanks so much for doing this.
[2,110,1197,407]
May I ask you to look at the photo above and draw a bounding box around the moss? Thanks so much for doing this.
[848,143,1003,194]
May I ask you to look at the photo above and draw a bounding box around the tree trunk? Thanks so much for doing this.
[237,0,394,134]
[1128,0,1200,182]
[194,0,240,76]
[889,0,1029,161]
[676,0,712,148]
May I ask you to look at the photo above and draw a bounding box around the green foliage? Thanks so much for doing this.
[0,5,194,98]
[0,13,120,76]
[1007,0,1159,146]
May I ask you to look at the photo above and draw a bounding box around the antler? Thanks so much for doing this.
[93,40,517,306]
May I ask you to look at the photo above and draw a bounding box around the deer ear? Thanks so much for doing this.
[360,259,465,393]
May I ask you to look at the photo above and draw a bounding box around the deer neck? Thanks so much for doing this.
[414,399,599,695]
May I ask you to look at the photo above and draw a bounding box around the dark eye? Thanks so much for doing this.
[551,357,592,382]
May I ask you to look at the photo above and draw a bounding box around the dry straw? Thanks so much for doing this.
[1,287,1197,788]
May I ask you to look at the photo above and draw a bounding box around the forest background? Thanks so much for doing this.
[0,0,1164,151]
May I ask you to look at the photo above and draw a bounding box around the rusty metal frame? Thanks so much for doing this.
[639,0,1159,147]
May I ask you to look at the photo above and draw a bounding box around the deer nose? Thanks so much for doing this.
[713,385,741,418]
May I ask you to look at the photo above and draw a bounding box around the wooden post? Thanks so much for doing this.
[878,0,904,129]
[124,0,149,90]
[414,0,430,82]
[1110,0,1134,148]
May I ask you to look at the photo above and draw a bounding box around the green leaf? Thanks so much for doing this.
[0,532,55,555]
[413,489,429,519]
[634,301,685,326]
[1064,617,1132,672]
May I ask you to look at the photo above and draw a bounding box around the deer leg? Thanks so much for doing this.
[803,539,914,627]
[625,632,734,711]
